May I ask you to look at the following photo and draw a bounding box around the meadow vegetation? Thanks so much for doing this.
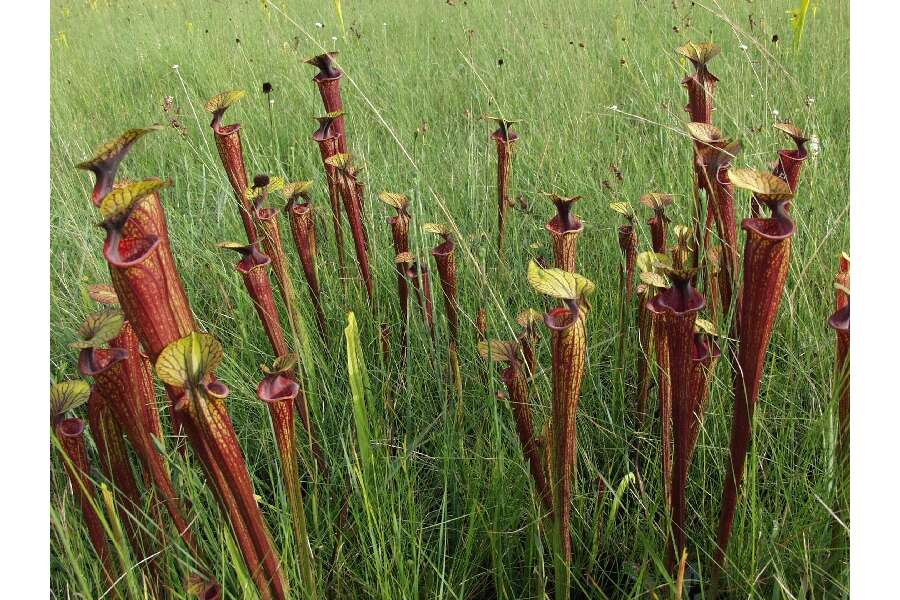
[50,0,849,597]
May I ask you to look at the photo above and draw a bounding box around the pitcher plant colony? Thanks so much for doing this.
[51,39,848,600]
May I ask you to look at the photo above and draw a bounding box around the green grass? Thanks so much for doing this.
[50,0,849,598]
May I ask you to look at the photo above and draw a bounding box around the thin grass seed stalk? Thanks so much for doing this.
[283,181,328,339]
[204,91,257,243]
[711,169,796,591]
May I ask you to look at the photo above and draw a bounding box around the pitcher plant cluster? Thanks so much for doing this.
[53,42,846,600]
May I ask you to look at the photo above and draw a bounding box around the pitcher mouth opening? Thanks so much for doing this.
[57,418,86,437]
[647,277,706,317]
[546,215,583,235]
[741,209,796,240]
[214,122,241,136]
[545,304,580,331]
[103,234,162,268]
[257,373,300,404]
[432,239,455,257]
[78,346,129,378]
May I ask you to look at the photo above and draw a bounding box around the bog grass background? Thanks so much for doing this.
[50,0,849,597]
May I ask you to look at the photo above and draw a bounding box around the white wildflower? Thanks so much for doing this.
[314,21,324,28]
[739,43,748,51]
[771,108,779,118]
[608,105,619,111]
[809,134,820,159]
[171,64,179,70]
